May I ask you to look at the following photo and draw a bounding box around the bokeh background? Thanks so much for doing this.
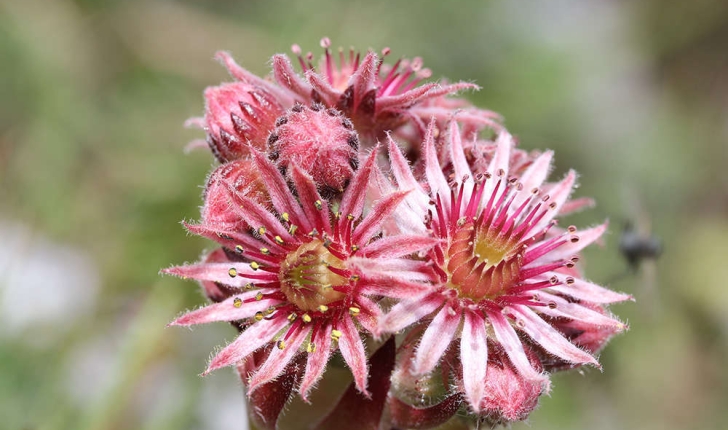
[1,0,727,429]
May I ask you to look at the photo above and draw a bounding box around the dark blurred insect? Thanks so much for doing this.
[615,192,663,317]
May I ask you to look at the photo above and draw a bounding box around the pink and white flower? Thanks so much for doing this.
[163,149,435,401]
[378,120,631,415]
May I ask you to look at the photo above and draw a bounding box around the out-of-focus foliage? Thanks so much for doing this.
[1,0,727,429]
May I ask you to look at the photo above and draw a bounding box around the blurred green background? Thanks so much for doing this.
[1,0,727,429]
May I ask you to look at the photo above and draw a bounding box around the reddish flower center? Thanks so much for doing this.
[279,239,347,311]
[445,218,523,301]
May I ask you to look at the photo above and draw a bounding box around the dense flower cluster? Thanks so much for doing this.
[165,39,631,428]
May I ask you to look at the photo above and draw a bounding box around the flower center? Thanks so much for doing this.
[279,239,347,311]
[445,219,523,300]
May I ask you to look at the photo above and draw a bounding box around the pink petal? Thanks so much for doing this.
[362,235,440,259]
[250,150,311,232]
[248,325,309,393]
[290,164,331,236]
[529,223,608,265]
[487,310,546,384]
[206,316,289,374]
[389,393,463,430]
[184,222,260,251]
[376,82,436,111]
[162,263,270,288]
[352,190,410,245]
[379,293,445,335]
[534,291,627,330]
[170,291,280,326]
[230,194,290,240]
[510,150,553,213]
[348,256,434,284]
[413,306,461,376]
[339,148,377,219]
[545,273,633,303]
[527,170,576,236]
[481,130,513,208]
[448,120,473,185]
[559,197,595,216]
[423,120,450,204]
[350,52,377,109]
[271,54,312,98]
[460,311,489,413]
[305,70,340,106]
[387,135,428,203]
[299,323,333,402]
[337,315,370,396]
[352,295,382,335]
[215,51,295,105]
[509,305,599,367]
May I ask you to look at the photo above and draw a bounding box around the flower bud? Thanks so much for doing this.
[202,159,268,232]
[267,103,359,197]
[204,82,284,162]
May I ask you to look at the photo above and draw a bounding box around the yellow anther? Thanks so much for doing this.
[351,244,359,252]
[318,305,329,312]
[287,313,297,322]
[274,235,284,245]
[244,283,254,290]
[335,211,342,219]
[235,245,244,254]
[260,247,270,255]
[255,292,263,301]
[233,298,243,308]
[346,214,355,221]
[265,307,275,315]
[277,340,286,350]
[331,329,342,341]
[350,274,360,282]
[254,311,264,321]
[281,212,290,222]
[228,267,237,278]
[258,226,266,236]
[289,224,298,235]
[250,261,260,271]
[302,314,312,323]
[306,343,316,353]
[321,284,332,291]
[349,307,360,317]
[315,200,323,210]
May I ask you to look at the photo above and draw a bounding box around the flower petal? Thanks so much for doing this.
[337,315,370,396]
[206,316,289,374]
[362,235,440,259]
[170,291,280,326]
[248,325,309,393]
[299,324,333,402]
[529,223,608,265]
[379,293,445,335]
[339,148,377,219]
[487,310,546,384]
[460,311,489,413]
[352,190,411,245]
[412,306,461,376]
[534,291,627,330]
[509,305,599,368]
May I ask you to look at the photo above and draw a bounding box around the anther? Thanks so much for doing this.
[233,298,243,308]
[350,274,360,282]
[350,244,359,252]
[549,202,557,209]
[255,292,263,301]
[287,313,297,322]
[254,311,264,321]
[258,226,266,236]
[275,236,284,245]
[331,329,342,341]
[531,187,540,195]
[549,275,559,285]
[307,342,316,353]
[277,340,286,350]
[250,261,260,271]
[289,224,298,235]
[497,168,505,177]
[314,200,323,210]
[548,301,557,309]
[228,267,237,278]
[570,235,579,243]
[318,305,329,312]
[265,308,275,315]
[567,225,577,233]
[516,319,526,328]
[244,283,254,290]
[260,247,270,255]
[566,276,575,285]
[302,314,312,323]
[235,245,244,254]
[346,214,355,221]
[281,212,290,222]
[349,307,360,317]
